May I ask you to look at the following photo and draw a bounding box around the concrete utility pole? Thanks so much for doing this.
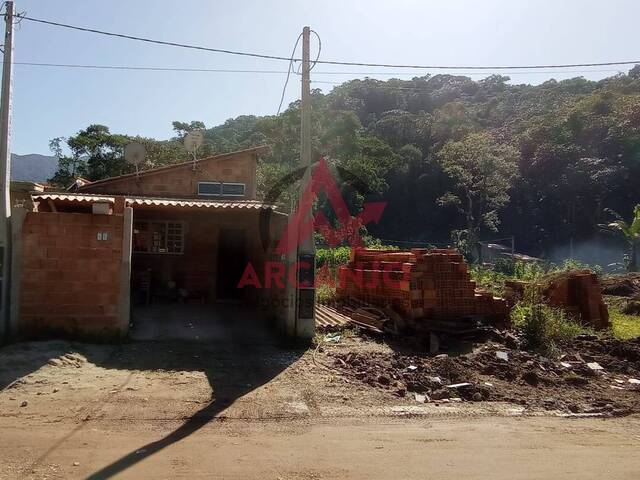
[295,26,316,339]
[0,1,14,341]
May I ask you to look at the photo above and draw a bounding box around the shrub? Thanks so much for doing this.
[469,265,508,296]
[316,246,351,269]
[316,283,336,305]
[511,298,587,355]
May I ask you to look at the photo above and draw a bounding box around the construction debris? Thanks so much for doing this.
[600,272,640,297]
[328,335,640,416]
[337,248,510,333]
[504,270,609,330]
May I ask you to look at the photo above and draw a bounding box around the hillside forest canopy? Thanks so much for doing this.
[49,68,640,268]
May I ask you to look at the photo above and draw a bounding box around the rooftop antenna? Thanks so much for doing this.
[184,130,204,169]
[124,142,146,177]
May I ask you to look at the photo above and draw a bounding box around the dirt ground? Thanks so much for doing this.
[327,333,640,416]
[1,335,639,479]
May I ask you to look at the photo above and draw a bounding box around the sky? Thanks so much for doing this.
[4,0,640,155]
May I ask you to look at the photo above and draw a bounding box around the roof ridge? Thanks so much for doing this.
[77,145,269,190]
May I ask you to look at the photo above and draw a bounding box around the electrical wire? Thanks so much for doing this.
[310,29,321,71]
[11,14,640,71]
[13,61,291,74]
[11,62,625,78]
[310,68,625,76]
[278,30,321,113]
[277,33,302,115]
[14,14,296,62]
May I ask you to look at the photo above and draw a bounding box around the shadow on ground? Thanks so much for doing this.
[85,339,304,479]
[0,306,306,479]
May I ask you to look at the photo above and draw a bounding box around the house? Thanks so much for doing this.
[10,180,45,210]
[9,146,296,341]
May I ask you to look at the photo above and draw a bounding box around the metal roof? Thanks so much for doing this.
[32,192,278,211]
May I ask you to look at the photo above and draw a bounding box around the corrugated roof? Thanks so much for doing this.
[76,145,270,191]
[33,193,115,203]
[32,192,278,211]
[126,197,277,210]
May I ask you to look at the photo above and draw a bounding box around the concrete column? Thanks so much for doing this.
[117,207,133,338]
[8,206,26,340]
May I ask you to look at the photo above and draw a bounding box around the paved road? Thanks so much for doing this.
[2,415,640,479]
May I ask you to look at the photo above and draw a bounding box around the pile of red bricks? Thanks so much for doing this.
[337,248,509,327]
[504,270,609,330]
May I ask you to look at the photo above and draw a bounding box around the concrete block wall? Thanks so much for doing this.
[19,211,125,339]
[82,154,257,200]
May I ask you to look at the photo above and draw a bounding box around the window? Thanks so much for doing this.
[222,182,246,196]
[198,182,221,196]
[197,181,245,197]
[133,221,184,254]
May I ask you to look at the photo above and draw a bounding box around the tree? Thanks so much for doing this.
[49,125,128,186]
[602,205,640,271]
[437,132,519,259]
[49,125,189,186]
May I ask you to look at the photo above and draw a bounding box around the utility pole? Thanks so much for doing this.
[294,26,315,339]
[0,1,14,341]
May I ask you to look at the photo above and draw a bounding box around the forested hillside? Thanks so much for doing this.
[50,68,640,261]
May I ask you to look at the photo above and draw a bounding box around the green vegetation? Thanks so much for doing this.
[510,287,589,356]
[609,308,640,339]
[316,283,337,305]
[436,132,519,259]
[601,205,640,271]
[316,246,351,269]
[469,259,597,296]
[50,69,640,264]
[473,261,638,343]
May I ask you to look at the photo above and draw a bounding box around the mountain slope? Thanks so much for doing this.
[10,153,57,183]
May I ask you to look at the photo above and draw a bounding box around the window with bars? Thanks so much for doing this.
[133,221,184,254]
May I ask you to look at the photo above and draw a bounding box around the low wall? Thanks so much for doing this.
[19,211,126,340]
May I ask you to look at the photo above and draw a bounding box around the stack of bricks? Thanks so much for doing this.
[504,270,609,330]
[337,248,509,327]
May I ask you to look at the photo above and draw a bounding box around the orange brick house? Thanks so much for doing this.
[10,146,288,340]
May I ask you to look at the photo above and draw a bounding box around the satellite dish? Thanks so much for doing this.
[124,142,146,174]
[184,130,204,154]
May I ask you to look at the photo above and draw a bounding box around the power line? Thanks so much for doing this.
[11,61,625,78]
[14,14,295,62]
[277,33,302,115]
[314,59,640,70]
[13,14,640,71]
[309,68,625,76]
[13,61,291,74]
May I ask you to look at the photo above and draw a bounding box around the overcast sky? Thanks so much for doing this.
[6,0,640,154]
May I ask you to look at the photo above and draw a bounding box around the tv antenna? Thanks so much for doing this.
[184,130,204,169]
[124,142,146,177]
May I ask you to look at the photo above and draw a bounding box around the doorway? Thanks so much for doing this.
[217,229,247,300]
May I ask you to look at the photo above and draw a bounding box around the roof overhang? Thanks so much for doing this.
[31,192,280,212]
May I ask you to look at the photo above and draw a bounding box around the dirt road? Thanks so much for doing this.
[2,415,640,480]
[1,339,639,479]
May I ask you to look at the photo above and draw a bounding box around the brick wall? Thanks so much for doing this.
[82,154,257,200]
[19,211,125,339]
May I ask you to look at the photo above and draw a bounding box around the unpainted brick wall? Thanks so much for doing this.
[19,211,125,339]
[82,154,257,200]
[131,210,268,301]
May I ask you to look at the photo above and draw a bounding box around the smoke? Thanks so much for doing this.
[547,237,627,272]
